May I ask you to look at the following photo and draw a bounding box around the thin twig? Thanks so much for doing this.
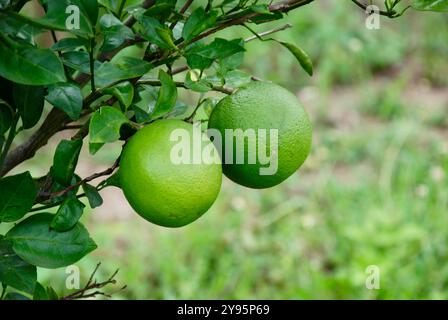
[170,0,194,29]
[46,159,120,199]
[62,263,125,300]
[0,0,313,177]
[138,79,235,95]
[244,23,292,42]
[350,0,397,17]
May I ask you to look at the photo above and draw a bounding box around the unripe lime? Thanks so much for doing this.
[208,81,312,189]
[119,120,222,227]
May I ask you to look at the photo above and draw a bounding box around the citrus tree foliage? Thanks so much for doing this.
[0,0,446,300]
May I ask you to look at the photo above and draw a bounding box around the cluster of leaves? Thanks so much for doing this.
[0,0,446,300]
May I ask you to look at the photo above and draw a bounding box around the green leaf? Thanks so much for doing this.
[89,106,129,144]
[46,286,59,300]
[136,15,177,49]
[62,51,101,74]
[0,98,13,135]
[219,51,244,73]
[0,12,40,43]
[151,70,177,119]
[223,70,252,88]
[185,70,212,93]
[51,139,83,186]
[0,236,37,294]
[99,171,121,189]
[82,183,103,208]
[95,57,152,87]
[4,292,30,300]
[102,81,134,111]
[131,85,158,123]
[0,42,66,85]
[249,4,271,14]
[6,213,97,269]
[185,38,245,70]
[51,196,86,232]
[98,0,120,13]
[51,37,87,52]
[12,84,45,129]
[275,41,313,76]
[166,102,189,119]
[33,282,50,300]
[0,172,37,223]
[89,142,104,155]
[250,10,283,24]
[34,0,98,38]
[0,0,11,10]
[99,14,134,52]
[47,175,81,205]
[182,7,219,42]
[412,0,448,11]
[143,0,176,20]
[46,82,83,120]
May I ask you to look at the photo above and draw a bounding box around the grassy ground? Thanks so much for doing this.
[4,1,448,299]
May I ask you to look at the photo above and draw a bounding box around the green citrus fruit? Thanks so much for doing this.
[119,119,222,227]
[208,81,312,189]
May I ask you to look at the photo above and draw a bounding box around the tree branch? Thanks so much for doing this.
[0,0,315,178]
[0,1,156,178]
[44,159,120,200]
[138,79,235,95]
[62,263,126,300]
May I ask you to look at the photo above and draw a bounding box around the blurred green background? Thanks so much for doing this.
[3,1,448,299]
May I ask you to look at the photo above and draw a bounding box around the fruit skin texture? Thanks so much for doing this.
[208,81,312,189]
[119,120,222,227]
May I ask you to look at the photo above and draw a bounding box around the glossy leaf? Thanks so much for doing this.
[137,15,177,49]
[412,0,448,11]
[35,0,98,38]
[12,84,45,129]
[46,82,83,120]
[99,14,134,52]
[51,38,87,52]
[6,213,97,269]
[0,43,66,85]
[46,286,59,300]
[95,57,152,87]
[182,7,219,42]
[82,183,103,208]
[143,0,176,20]
[0,172,37,223]
[151,70,177,119]
[185,70,212,93]
[62,51,102,74]
[0,236,37,294]
[89,106,129,144]
[33,282,50,300]
[51,139,83,185]
[51,196,86,232]
[4,292,30,300]
[102,81,134,110]
[186,38,245,70]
